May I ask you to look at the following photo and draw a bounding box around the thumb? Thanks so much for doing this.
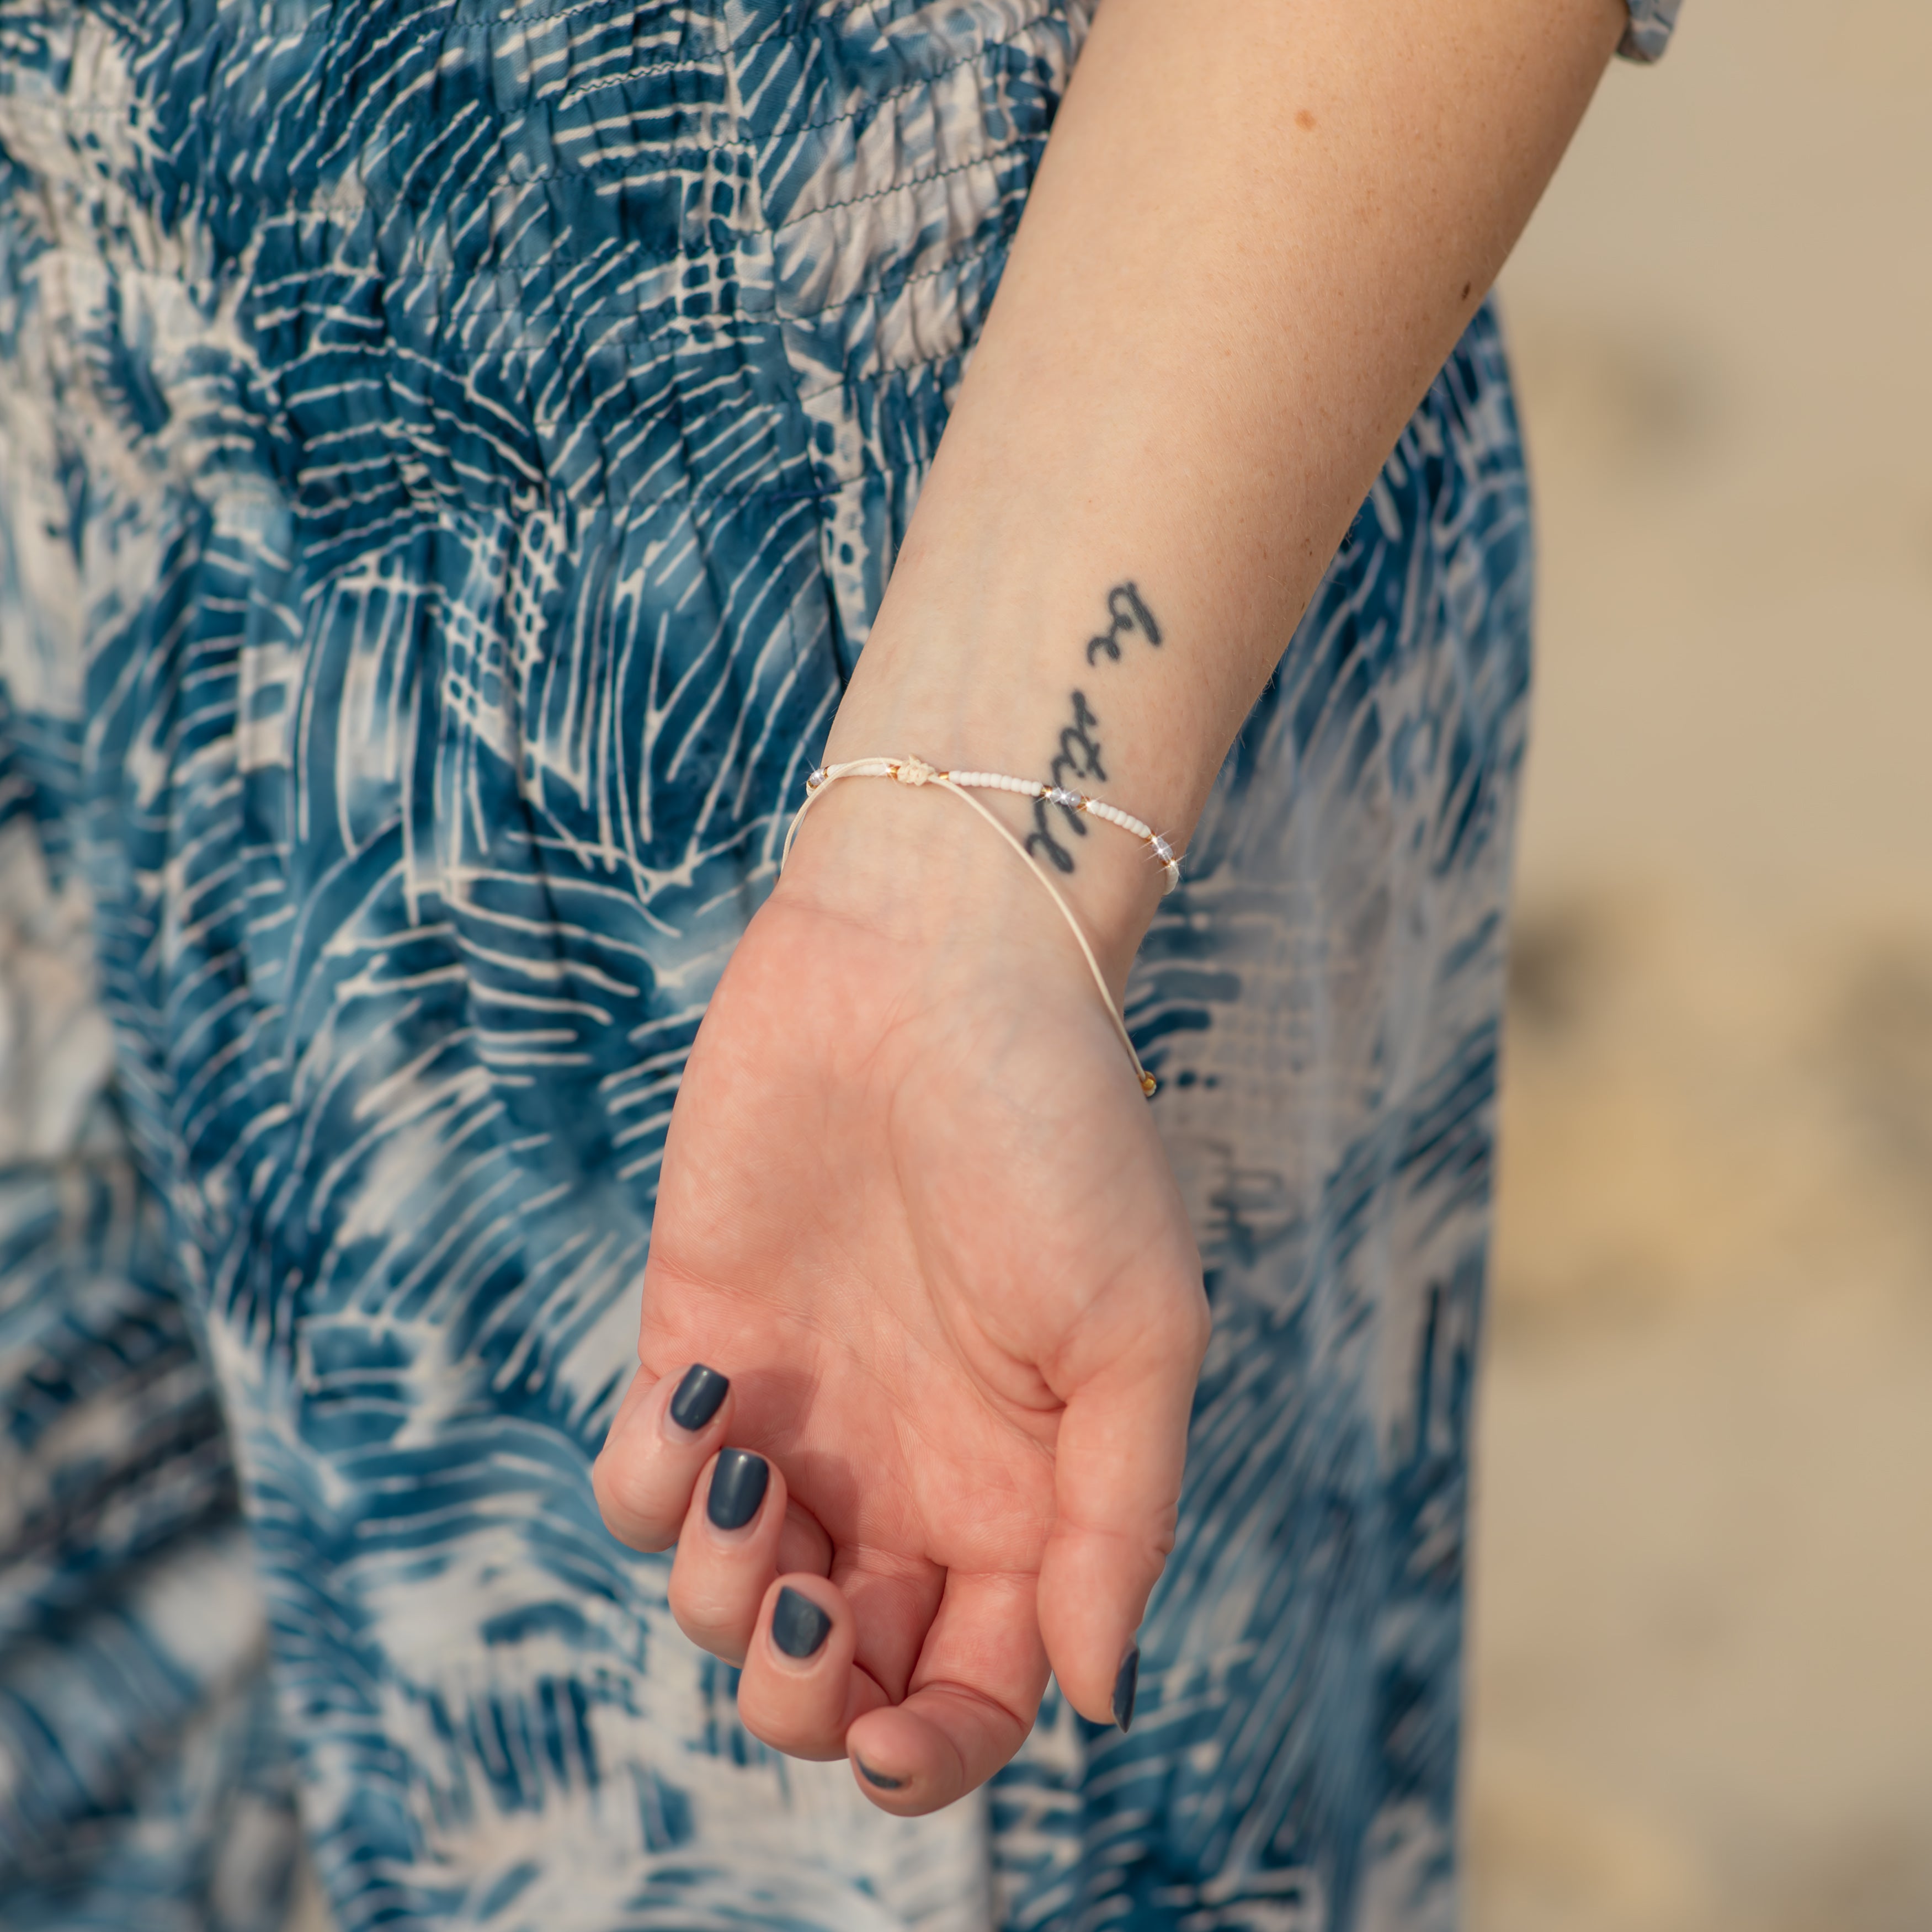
[1035,1281,1209,1728]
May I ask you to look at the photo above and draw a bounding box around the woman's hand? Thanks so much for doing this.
[592,783,1208,1813]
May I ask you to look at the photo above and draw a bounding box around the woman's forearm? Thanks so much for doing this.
[818,0,1625,962]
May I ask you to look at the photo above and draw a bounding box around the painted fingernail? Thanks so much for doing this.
[706,1449,769,1531]
[855,1757,906,1791]
[668,1364,729,1433]
[1112,1646,1140,1732]
[770,1586,832,1660]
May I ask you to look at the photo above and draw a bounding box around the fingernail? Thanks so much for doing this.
[855,1757,906,1791]
[770,1586,832,1659]
[668,1364,729,1433]
[1112,1646,1140,1732]
[706,1449,769,1531]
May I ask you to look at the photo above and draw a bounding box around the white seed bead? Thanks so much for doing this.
[1087,799,1150,839]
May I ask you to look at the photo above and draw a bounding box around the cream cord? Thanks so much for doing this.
[780,755,1179,1100]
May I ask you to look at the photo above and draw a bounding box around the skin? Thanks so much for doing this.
[595,0,1631,1815]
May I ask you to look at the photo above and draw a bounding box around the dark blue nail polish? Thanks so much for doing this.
[771,1586,832,1659]
[1112,1646,1140,1732]
[855,1757,906,1791]
[706,1449,768,1531]
[669,1364,729,1432]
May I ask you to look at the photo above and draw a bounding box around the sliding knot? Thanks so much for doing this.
[893,757,938,786]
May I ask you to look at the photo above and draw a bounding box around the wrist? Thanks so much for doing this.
[775,764,1161,1002]
[817,632,1198,985]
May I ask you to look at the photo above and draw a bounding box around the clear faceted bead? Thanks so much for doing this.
[1150,835,1173,863]
[1048,786,1081,809]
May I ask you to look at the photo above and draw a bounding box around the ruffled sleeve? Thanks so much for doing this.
[1620,0,1683,62]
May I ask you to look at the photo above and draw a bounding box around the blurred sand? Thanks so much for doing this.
[1472,1,1932,1926]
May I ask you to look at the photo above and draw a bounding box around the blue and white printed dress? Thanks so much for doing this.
[0,2,1680,1927]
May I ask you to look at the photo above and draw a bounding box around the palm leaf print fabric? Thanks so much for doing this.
[0,1,1678,1927]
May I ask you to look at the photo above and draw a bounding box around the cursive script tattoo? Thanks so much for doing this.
[1026,689,1108,873]
[1025,581,1162,874]
[1084,582,1163,666]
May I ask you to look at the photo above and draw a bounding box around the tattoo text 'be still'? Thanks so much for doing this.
[1025,582,1162,874]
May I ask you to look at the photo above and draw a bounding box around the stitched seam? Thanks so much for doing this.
[500,0,658,33]
[770,139,1026,235]
[794,342,962,405]
[41,241,953,321]
[265,149,751,217]
[256,206,1020,285]
[275,310,735,339]
[14,123,1031,228]
[22,42,1045,215]
[249,252,767,287]
[228,139,1031,279]
[781,222,1007,322]
[269,304,770,332]
[253,0,705,45]
[562,13,1037,123]
[262,201,1005,308]
[556,58,729,107]
[300,477,856,533]
[779,13,1046,134]
[187,0,893,50]
[10,126,1036,222]
[0,97,732,121]
[19,13,1046,162]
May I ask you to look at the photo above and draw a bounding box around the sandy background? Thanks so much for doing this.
[1470,1,1932,1927]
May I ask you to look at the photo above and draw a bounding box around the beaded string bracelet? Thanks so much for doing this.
[779,755,1184,1099]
